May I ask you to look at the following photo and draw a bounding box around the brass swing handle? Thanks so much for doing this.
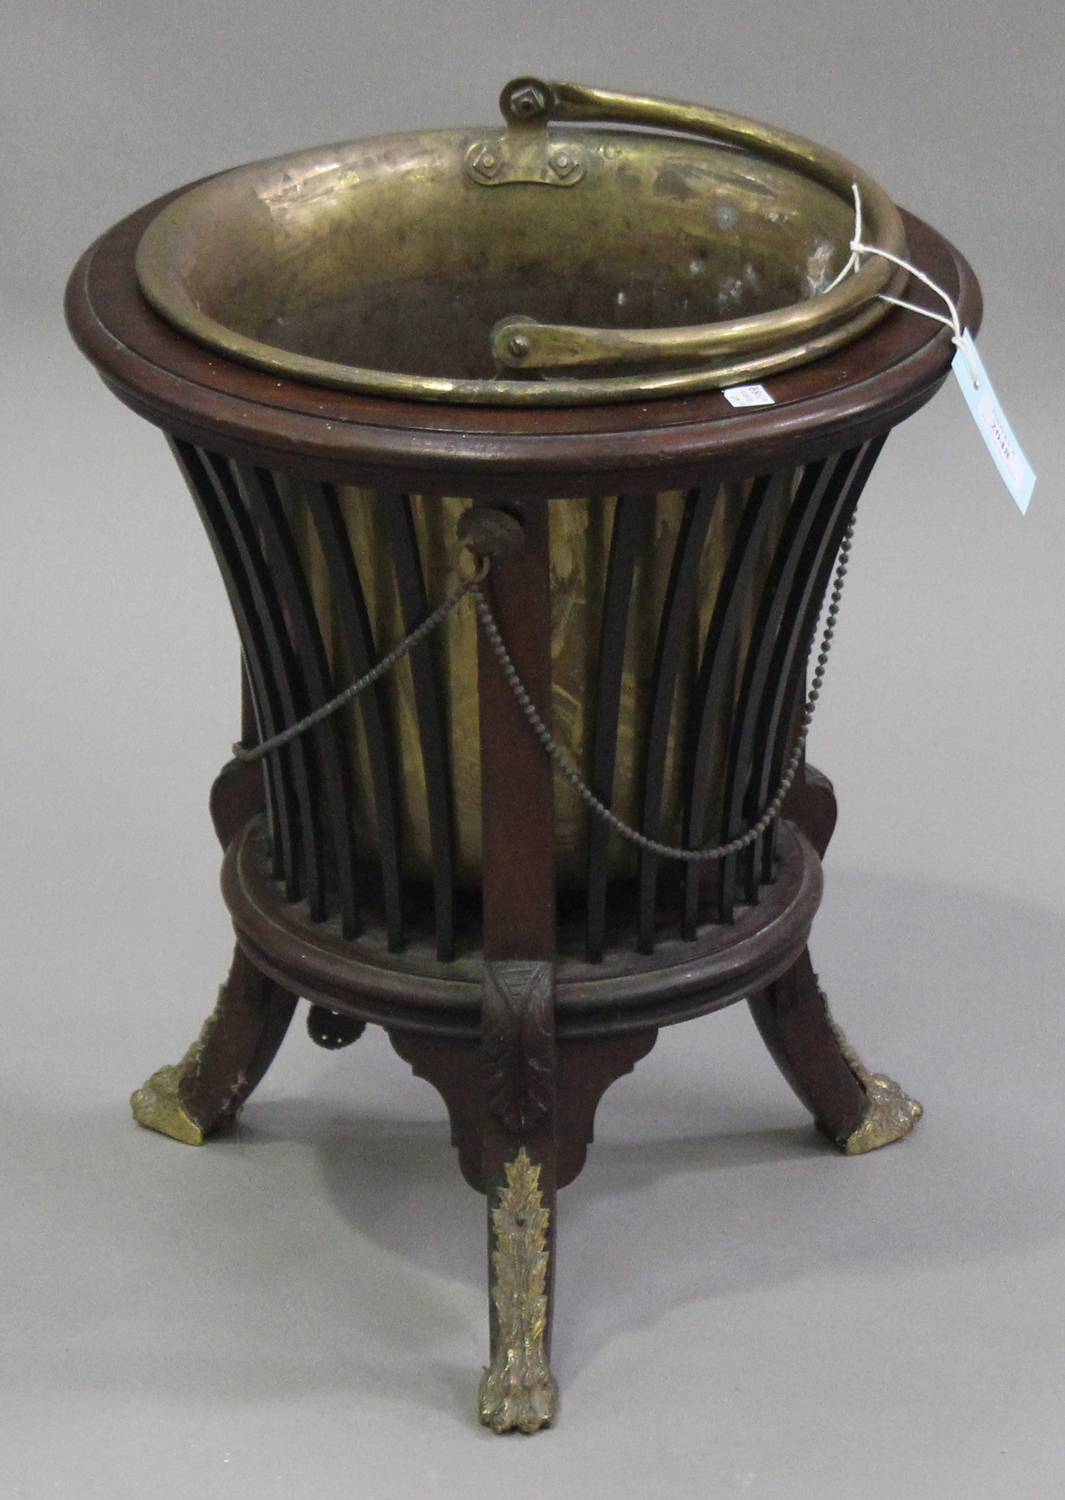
[486,77,907,374]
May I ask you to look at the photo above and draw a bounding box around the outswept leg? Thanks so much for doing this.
[762,760,921,1152]
[749,946,922,1155]
[132,728,302,1145]
[131,943,298,1145]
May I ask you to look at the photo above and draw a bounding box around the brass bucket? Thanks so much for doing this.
[136,77,907,405]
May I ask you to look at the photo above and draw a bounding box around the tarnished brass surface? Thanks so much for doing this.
[828,1015,924,1155]
[844,1073,924,1155]
[136,77,907,405]
[129,988,232,1146]
[478,1148,558,1434]
[131,1052,208,1145]
[130,1060,204,1145]
[284,479,787,885]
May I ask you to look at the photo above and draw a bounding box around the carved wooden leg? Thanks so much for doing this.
[132,734,301,1144]
[477,959,559,1433]
[388,1006,559,1433]
[761,761,921,1152]
[749,946,922,1155]
[471,500,562,1432]
[131,943,298,1144]
[387,1019,660,1431]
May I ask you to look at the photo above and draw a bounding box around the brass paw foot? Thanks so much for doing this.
[130,988,237,1146]
[478,1361,558,1434]
[478,1148,558,1434]
[842,1073,923,1155]
[130,1049,206,1146]
[827,1012,923,1155]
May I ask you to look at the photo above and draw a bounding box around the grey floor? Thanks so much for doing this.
[4,2,1065,1492]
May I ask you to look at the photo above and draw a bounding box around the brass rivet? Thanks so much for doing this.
[506,334,531,359]
[549,149,580,180]
[469,145,502,179]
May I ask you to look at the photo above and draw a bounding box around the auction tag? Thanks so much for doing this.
[722,383,775,408]
[952,330,1035,513]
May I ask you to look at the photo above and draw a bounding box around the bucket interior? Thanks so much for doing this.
[142,127,856,384]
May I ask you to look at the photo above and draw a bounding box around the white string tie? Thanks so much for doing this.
[825,184,979,387]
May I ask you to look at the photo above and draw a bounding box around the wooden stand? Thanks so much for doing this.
[68,198,978,1429]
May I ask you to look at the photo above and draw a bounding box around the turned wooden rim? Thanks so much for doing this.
[67,202,980,494]
[221,817,822,1040]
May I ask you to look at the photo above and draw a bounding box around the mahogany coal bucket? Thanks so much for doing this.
[67,76,980,1431]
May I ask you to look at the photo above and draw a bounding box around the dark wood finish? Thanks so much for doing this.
[478,498,556,962]
[585,493,645,962]
[782,760,838,860]
[636,484,719,951]
[177,944,299,1134]
[387,1026,659,1194]
[484,960,555,1134]
[173,440,296,888]
[238,462,360,937]
[555,1029,659,1187]
[387,1029,486,1190]
[748,946,868,1144]
[683,470,781,928]
[756,441,882,884]
[301,481,406,949]
[378,494,458,959]
[209,757,266,853]
[193,724,302,1135]
[222,814,821,1038]
[714,461,832,914]
[746,775,868,1141]
[475,494,561,1372]
[203,445,326,910]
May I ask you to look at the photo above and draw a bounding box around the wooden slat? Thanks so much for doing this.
[200,450,326,919]
[753,439,884,885]
[303,481,406,951]
[584,495,644,962]
[237,463,359,937]
[636,486,719,954]
[170,439,297,894]
[681,474,777,929]
[711,463,828,924]
[750,450,861,888]
[378,495,457,961]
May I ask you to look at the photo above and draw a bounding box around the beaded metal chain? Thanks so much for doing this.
[235,518,857,863]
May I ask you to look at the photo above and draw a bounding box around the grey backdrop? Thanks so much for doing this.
[2,2,1063,1496]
